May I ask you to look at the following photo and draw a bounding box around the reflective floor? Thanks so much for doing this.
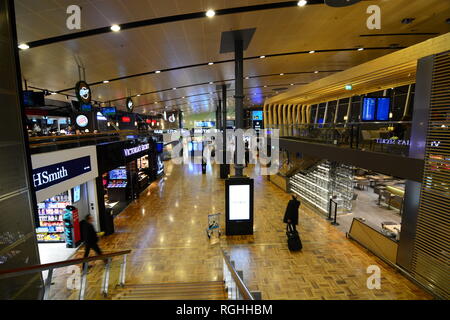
[62,161,430,300]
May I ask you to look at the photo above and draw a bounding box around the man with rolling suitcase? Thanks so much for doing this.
[283,194,302,251]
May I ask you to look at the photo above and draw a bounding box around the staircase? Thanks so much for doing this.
[112,281,228,300]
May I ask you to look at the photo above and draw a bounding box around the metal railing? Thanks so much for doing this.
[0,249,131,300]
[268,121,412,157]
[221,249,261,300]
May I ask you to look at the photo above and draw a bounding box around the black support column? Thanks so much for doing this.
[220,84,230,179]
[0,0,43,299]
[234,38,245,177]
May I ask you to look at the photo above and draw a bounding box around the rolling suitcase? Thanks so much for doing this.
[286,225,302,251]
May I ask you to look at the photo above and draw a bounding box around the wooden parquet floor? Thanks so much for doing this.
[51,162,432,300]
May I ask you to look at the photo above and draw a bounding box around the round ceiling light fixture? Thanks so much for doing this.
[18,43,30,50]
[111,24,121,32]
[297,0,307,7]
[206,9,216,17]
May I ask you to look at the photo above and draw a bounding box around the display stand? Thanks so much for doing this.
[225,177,254,235]
[36,191,70,243]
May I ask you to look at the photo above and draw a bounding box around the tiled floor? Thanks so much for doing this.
[49,161,432,300]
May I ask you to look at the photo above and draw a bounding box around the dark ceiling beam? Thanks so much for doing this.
[105,70,341,104]
[24,1,324,49]
[55,46,403,94]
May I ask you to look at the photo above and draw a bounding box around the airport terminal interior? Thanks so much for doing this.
[0,0,449,302]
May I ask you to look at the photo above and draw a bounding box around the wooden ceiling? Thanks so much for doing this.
[14,0,450,115]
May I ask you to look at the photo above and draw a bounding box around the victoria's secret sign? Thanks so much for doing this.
[124,144,149,157]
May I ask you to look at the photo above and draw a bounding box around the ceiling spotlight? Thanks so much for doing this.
[18,43,30,50]
[111,24,121,32]
[208,62,214,65]
[172,87,177,90]
[209,82,213,84]
[264,85,267,88]
[357,47,364,51]
[137,94,141,97]
[50,92,57,95]
[103,80,109,83]
[260,55,266,59]
[297,0,307,7]
[290,83,294,86]
[206,9,216,17]
[314,71,319,73]
[155,70,161,74]
[309,50,315,54]
[245,76,250,79]
[182,96,185,99]
[280,73,284,76]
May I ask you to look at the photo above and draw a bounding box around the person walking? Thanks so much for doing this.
[283,194,300,232]
[80,214,103,258]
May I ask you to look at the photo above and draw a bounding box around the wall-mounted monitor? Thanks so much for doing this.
[252,110,263,121]
[362,97,391,121]
[81,104,92,112]
[101,107,117,116]
[362,97,377,121]
[109,169,127,180]
[376,98,391,121]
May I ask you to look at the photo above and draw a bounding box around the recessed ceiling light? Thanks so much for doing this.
[260,55,266,59]
[137,94,141,97]
[208,62,214,65]
[357,47,364,51]
[103,80,109,83]
[314,71,319,73]
[206,9,215,17]
[173,88,177,90]
[309,50,315,54]
[18,43,30,50]
[264,85,267,88]
[280,73,284,76]
[182,96,185,99]
[209,82,213,84]
[297,0,307,7]
[111,24,121,32]
[155,70,161,73]
[290,83,294,86]
[245,76,250,79]
[50,92,57,95]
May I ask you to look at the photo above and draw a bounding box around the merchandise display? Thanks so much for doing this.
[36,191,70,243]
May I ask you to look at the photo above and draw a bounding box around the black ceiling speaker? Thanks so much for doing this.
[324,0,362,7]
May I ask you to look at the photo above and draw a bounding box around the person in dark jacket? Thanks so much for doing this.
[80,214,103,258]
[283,194,301,232]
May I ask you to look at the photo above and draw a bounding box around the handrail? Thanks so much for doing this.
[220,248,254,300]
[0,250,131,280]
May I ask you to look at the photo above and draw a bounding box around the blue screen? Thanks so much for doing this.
[362,98,376,121]
[376,98,390,121]
[101,107,116,116]
[109,169,127,180]
[73,185,80,203]
[156,143,163,153]
[81,104,92,112]
[252,111,263,121]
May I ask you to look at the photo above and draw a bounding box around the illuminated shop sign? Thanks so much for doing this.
[32,156,92,192]
[124,144,150,157]
[75,81,91,104]
[76,115,89,127]
[375,139,441,147]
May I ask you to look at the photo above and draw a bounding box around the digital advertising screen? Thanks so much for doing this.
[81,104,92,112]
[362,97,376,121]
[109,169,127,180]
[72,185,81,203]
[228,184,250,221]
[101,107,117,116]
[376,97,391,121]
[252,110,263,121]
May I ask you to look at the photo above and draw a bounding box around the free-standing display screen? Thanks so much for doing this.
[228,184,250,221]
[376,98,390,121]
[362,97,376,121]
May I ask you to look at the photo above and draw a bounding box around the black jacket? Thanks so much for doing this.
[283,198,300,225]
[80,220,98,245]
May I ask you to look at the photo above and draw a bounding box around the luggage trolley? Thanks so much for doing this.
[206,213,221,239]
